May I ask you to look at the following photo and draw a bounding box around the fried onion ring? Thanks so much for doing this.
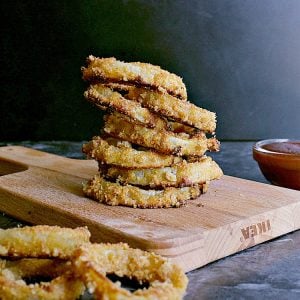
[125,86,216,133]
[0,225,90,259]
[82,136,183,169]
[0,258,71,279]
[83,174,204,208]
[104,113,220,156]
[0,258,85,300]
[105,156,223,188]
[92,82,201,134]
[72,243,188,300]
[84,84,166,128]
[82,56,187,100]
[88,82,215,133]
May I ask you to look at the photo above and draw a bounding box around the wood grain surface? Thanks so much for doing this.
[0,146,299,272]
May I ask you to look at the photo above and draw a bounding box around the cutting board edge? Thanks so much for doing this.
[1,181,300,271]
[171,199,300,272]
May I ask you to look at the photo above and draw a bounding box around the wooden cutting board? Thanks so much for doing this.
[0,146,299,272]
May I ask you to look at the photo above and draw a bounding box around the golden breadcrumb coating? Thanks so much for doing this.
[83,174,204,208]
[127,86,216,133]
[82,56,187,100]
[87,83,214,133]
[0,226,90,258]
[84,84,166,128]
[105,156,223,188]
[72,243,188,300]
[82,136,183,169]
[1,258,71,279]
[104,113,220,156]
[81,55,223,210]
[0,273,84,300]
[0,258,85,300]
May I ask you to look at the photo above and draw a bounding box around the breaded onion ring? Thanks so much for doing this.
[84,84,166,128]
[83,174,204,208]
[104,113,220,156]
[96,82,209,136]
[0,258,71,279]
[105,156,223,188]
[84,82,203,135]
[0,225,90,259]
[0,258,85,300]
[89,82,215,133]
[82,55,187,100]
[126,86,216,133]
[72,243,188,300]
[82,136,183,169]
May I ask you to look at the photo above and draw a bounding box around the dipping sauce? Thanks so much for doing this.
[262,142,300,155]
[253,139,300,190]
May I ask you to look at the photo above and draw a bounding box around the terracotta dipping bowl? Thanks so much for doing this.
[253,139,300,190]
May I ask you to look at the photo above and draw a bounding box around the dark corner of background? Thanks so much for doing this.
[1,1,300,141]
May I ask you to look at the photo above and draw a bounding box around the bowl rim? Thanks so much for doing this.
[253,139,300,156]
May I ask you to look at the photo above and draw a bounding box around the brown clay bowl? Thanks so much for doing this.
[253,139,300,190]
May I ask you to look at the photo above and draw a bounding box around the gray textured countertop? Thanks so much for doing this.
[1,141,300,300]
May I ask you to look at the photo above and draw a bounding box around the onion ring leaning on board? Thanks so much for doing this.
[0,258,85,300]
[83,174,205,208]
[0,225,188,299]
[103,113,220,156]
[104,156,223,188]
[1,258,71,279]
[72,243,188,300]
[82,136,183,169]
[0,225,90,259]
[82,55,187,101]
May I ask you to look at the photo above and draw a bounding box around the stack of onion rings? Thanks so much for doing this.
[0,225,188,299]
[81,56,223,208]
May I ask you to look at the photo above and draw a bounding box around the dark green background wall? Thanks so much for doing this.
[1,0,300,141]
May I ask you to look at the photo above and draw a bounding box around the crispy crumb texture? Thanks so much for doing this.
[82,56,187,100]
